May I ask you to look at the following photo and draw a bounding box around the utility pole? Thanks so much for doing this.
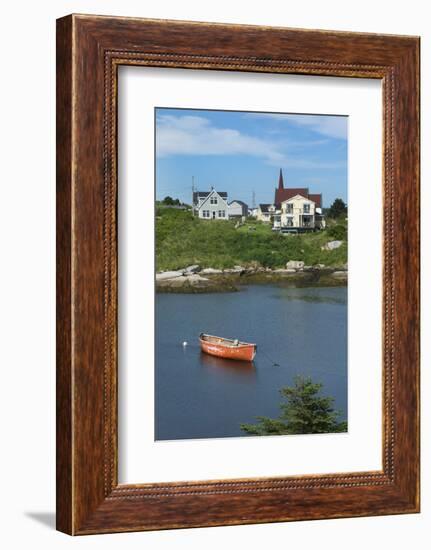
[192,176,195,216]
[252,189,256,210]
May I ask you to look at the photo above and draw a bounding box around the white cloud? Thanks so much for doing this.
[155,113,346,171]
[248,113,348,140]
[251,113,348,140]
[156,114,287,165]
[287,115,347,140]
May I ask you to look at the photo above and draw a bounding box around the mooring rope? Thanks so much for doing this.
[258,348,280,367]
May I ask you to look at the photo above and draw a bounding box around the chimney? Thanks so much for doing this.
[278,168,284,190]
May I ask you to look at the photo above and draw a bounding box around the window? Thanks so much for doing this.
[286,203,293,214]
[303,203,310,213]
[202,210,210,218]
[218,210,226,218]
[210,196,218,205]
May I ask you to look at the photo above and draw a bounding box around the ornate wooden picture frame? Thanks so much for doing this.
[56,14,420,535]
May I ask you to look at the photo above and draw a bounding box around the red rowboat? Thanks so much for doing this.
[199,333,257,362]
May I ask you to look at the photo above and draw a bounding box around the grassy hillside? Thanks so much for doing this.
[156,207,347,272]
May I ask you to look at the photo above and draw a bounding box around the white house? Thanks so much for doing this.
[281,194,315,228]
[192,188,229,220]
[256,203,280,224]
[228,200,248,219]
[273,169,325,231]
[279,194,326,230]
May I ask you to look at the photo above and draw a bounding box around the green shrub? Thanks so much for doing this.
[327,223,347,241]
[155,209,347,271]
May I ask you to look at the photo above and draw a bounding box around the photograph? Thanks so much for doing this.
[155,107,349,441]
[0,0,423,544]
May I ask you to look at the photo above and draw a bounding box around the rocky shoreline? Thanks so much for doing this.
[156,261,348,293]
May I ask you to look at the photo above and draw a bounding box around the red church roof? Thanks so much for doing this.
[274,169,322,209]
[308,193,322,208]
[275,187,309,205]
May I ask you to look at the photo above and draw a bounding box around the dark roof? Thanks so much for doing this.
[275,187,309,205]
[229,200,248,207]
[308,193,322,208]
[275,188,322,208]
[259,203,272,213]
[193,190,227,204]
[274,169,322,208]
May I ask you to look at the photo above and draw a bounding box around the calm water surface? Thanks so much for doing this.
[155,285,347,440]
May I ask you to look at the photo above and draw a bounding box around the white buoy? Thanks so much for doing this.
[182,341,188,347]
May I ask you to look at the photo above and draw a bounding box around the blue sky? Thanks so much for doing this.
[155,108,348,208]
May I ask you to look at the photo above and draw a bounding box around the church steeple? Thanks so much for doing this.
[278,168,284,190]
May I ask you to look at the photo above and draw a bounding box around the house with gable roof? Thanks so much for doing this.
[273,169,326,231]
[228,199,249,219]
[256,203,277,223]
[192,188,229,220]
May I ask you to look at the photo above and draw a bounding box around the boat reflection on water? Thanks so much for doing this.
[200,351,256,381]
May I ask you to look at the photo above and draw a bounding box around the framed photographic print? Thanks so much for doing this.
[56,14,420,535]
